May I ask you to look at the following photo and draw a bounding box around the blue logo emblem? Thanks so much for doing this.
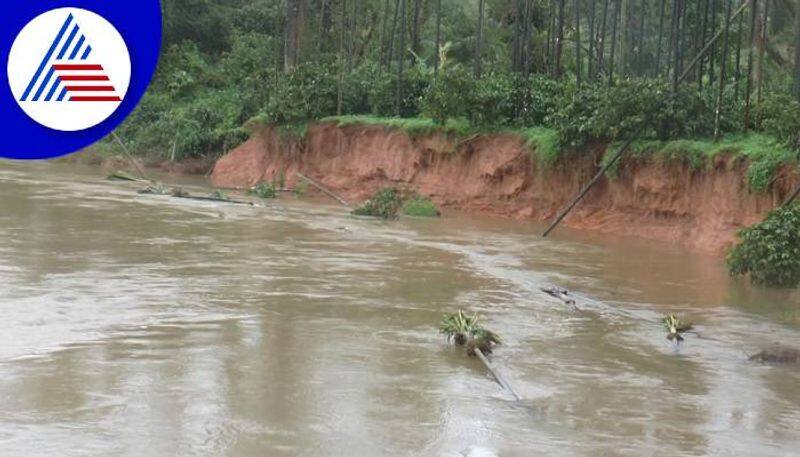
[1,2,161,159]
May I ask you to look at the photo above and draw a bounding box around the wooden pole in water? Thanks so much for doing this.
[111,132,149,180]
[542,0,749,238]
[474,348,522,401]
[296,172,350,207]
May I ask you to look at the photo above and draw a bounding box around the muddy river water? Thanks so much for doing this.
[1,160,799,456]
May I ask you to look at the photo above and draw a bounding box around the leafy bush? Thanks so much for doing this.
[422,64,474,124]
[516,75,563,127]
[753,93,800,150]
[466,72,519,127]
[249,182,277,199]
[368,65,432,117]
[352,187,403,219]
[549,80,718,148]
[259,62,339,126]
[402,196,440,217]
[727,204,800,287]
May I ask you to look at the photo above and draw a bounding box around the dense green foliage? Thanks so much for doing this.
[727,205,800,287]
[352,187,404,219]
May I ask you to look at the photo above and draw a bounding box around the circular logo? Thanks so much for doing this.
[7,8,131,132]
[0,1,161,160]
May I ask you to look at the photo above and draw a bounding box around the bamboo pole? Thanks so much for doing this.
[474,348,521,401]
[296,172,350,206]
[542,0,749,238]
[111,131,149,180]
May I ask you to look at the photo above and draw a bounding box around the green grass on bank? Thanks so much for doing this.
[320,115,473,137]
[604,133,797,191]
[321,115,561,166]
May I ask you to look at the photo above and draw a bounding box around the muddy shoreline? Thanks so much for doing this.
[205,123,798,253]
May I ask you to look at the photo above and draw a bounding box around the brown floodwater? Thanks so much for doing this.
[1,160,799,456]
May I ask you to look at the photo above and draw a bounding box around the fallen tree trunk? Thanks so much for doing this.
[474,348,521,401]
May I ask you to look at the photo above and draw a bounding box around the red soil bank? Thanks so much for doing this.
[211,123,799,253]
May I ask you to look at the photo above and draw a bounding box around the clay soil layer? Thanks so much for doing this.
[211,123,799,253]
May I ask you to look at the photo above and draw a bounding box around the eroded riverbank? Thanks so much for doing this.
[210,123,799,253]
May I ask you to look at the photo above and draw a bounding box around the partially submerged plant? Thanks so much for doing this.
[663,314,693,343]
[249,182,277,199]
[209,189,230,201]
[138,183,168,195]
[352,187,403,219]
[440,310,501,355]
[402,196,441,218]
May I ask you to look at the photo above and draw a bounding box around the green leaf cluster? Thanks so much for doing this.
[727,205,800,287]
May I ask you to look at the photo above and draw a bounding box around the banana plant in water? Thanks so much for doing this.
[663,314,693,343]
[440,309,501,356]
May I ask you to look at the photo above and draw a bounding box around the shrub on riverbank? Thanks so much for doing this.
[727,205,800,287]
[352,187,403,219]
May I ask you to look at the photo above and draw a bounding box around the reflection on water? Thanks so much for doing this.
[0,160,799,456]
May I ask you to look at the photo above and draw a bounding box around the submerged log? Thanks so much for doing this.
[172,195,255,206]
[474,348,521,402]
[540,285,580,311]
[749,346,800,364]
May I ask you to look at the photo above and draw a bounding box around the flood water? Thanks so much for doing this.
[1,160,799,456]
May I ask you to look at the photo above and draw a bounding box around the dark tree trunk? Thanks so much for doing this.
[636,0,646,75]
[475,0,486,77]
[411,0,422,57]
[735,5,744,99]
[699,0,711,88]
[555,0,566,78]
[670,0,682,91]
[387,0,400,71]
[337,0,346,114]
[709,0,718,85]
[794,0,800,100]
[397,0,406,115]
[434,0,443,72]
[667,0,676,77]
[714,0,733,139]
[620,0,629,74]
[609,0,620,84]
[575,0,583,85]
[588,0,597,80]
[547,0,555,73]
[597,0,609,77]
[744,0,759,131]
[284,0,306,72]
[756,0,769,104]
[656,0,666,76]
[347,0,358,70]
[379,0,391,68]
